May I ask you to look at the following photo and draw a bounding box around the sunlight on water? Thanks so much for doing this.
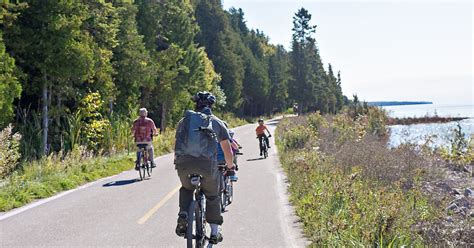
[388,119,474,148]
[384,104,474,148]
[382,104,474,118]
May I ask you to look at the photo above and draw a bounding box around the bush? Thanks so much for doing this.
[0,124,21,178]
[276,113,440,246]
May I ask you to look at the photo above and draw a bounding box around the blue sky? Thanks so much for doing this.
[222,0,473,105]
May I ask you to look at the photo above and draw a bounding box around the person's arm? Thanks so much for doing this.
[233,139,242,148]
[151,120,158,136]
[220,139,234,169]
[265,126,272,136]
[230,140,239,150]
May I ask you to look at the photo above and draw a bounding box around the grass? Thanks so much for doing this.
[276,110,443,247]
[0,129,176,212]
[0,150,133,211]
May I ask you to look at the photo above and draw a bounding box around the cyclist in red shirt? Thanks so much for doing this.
[256,119,271,156]
[132,108,158,169]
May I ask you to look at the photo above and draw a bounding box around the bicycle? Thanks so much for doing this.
[136,144,152,180]
[218,165,237,212]
[223,151,243,209]
[185,174,211,248]
[257,135,270,158]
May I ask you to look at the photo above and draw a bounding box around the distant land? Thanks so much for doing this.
[368,101,433,107]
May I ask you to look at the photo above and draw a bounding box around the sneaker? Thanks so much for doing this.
[175,213,187,237]
[260,152,263,156]
[209,233,223,244]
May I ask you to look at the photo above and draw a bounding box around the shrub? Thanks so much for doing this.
[0,124,21,178]
[276,114,440,246]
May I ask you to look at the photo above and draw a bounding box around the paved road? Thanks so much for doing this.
[0,118,307,247]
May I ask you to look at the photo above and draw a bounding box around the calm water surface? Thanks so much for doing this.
[383,104,474,148]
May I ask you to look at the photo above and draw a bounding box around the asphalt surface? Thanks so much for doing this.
[0,118,307,247]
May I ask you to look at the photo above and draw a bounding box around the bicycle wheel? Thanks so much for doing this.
[220,174,227,212]
[186,201,196,248]
[138,151,145,180]
[263,145,268,158]
[195,200,206,248]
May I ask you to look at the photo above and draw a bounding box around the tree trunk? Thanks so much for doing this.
[42,78,49,156]
[160,102,167,133]
[109,98,114,116]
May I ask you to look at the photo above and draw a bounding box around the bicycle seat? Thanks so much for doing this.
[189,174,202,186]
[136,144,148,149]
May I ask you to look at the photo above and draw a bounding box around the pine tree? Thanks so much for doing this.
[289,8,317,114]
[112,2,152,115]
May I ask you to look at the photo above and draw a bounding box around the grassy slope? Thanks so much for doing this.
[276,112,441,247]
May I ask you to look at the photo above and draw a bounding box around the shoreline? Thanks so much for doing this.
[387,116,470,125]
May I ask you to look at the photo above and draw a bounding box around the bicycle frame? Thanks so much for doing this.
[258,136,268,158]
[187,175,208,248]
[136,144,151,180]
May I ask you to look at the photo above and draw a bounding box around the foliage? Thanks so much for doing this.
[439,122,473,166]
[288,8,344,115]
[77,92,110,152]
[0,30,21,128]
[276,113,440,246]
[0,124,21,178]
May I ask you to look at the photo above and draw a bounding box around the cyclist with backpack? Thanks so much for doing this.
[256,119,271,156]
[174,91,236,245]
[131,108,158,169]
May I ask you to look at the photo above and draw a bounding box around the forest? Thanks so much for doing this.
[0,0,345,161]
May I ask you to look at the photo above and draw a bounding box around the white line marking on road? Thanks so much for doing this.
[0,173,121,221]
[138,184,181,224]
[0,153,175,221]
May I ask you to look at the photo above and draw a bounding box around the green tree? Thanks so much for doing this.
[0,7,21,128]
[4,1,95,155]
[289,8,317,114]
[112,2,152,115]
[268,45,290,113]
[0,31,21,128]
[195,0,244,111]
[83,1,120,113]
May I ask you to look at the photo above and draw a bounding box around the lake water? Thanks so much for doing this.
[383,104,473,118]
[382,104,474,148]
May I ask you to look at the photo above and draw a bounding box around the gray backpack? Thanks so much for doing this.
[174,110,217,161]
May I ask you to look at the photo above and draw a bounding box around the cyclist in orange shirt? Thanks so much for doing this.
[256,119,271,156]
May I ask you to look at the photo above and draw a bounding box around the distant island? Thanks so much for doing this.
[368,101,433,107]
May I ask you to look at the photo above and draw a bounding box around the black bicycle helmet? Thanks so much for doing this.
[192,91,216,108]
[258,118,264,123]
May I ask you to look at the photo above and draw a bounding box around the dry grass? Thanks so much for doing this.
[276,109,473,247]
